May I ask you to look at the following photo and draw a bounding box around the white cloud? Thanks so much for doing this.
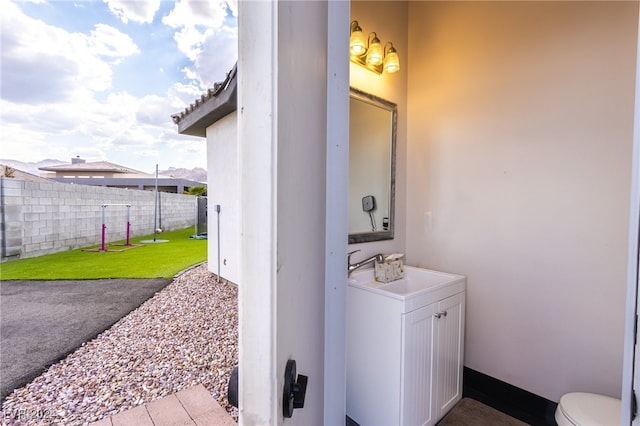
[162,0,228,29]
[1,0,138,104]
[162,0,237,87]
[88,24,140,64]
[1,0,227,171]
[167,81,208,112]
[104,0,161,24]
[171,24,211,62]
[192,25,237,87]
[136,95,175,126]
[2,86,207,170]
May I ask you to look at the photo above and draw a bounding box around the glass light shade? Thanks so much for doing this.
[366,36,383,66]
[384,49,400,73]
[350,30,367,56]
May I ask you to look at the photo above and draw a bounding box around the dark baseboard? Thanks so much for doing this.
[463,367,558,426]
[347,368,559,426]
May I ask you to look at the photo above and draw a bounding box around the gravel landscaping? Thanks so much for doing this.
[1,263,238,425]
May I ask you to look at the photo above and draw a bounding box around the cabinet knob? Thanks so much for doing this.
[434,311,447,319]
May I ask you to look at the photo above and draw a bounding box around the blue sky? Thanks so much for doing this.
[1,0,237,173]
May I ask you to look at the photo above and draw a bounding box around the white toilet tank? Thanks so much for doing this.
[555,392,621,426]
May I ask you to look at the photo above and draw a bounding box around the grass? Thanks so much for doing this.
[0,227,207,280]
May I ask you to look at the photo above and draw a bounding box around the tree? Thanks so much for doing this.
[186,185,207,196]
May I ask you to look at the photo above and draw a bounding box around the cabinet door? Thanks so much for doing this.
[401,302,437,426]
[434,292,465,419]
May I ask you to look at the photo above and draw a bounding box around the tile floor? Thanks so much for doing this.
[89,384,235,426]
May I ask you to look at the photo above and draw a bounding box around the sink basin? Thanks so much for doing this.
[348,265,465,313]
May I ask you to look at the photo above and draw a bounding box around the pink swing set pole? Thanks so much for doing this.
[99,204,132,251]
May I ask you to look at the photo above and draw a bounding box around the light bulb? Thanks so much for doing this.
[350,22,367,56]
[366,34,383,67]
[384,46,400,73]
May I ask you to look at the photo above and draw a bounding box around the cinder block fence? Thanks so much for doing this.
[0,178,197,262]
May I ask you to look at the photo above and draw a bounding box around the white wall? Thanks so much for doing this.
[406,1,637,402]
[206,111,240,284]
[238,1,331,424]
[274,2,329,422]
[238,2,277,421]
[622,8,640,424]
[324,1,350,423]
[349,1,408,257]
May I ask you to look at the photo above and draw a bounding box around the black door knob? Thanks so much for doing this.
[283,359,308,418]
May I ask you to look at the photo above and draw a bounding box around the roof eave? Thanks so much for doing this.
[38,167,136,173]
[177,76,238,138]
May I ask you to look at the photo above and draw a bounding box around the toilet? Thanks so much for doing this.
[555,392,621,426]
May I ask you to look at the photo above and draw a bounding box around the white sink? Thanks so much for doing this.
[348,265,465,313]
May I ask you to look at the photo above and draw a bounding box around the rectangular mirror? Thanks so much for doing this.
[349,87,397,244]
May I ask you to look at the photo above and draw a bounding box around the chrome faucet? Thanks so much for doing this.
[348,250,384,276]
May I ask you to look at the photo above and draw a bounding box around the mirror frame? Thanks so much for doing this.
[348,87,397,244]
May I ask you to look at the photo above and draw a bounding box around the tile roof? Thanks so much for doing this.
[171,64,237,137]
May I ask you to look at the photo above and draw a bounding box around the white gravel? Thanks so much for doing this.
[1,263,238,426]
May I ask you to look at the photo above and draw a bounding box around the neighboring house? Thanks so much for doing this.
[1,164,51,183]
[175,3,640,426]
[38,157,203,193]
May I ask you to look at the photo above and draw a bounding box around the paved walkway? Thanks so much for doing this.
[90,385,235,426]
[0,278,171,400]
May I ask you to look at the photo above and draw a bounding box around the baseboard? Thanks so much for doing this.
[463,367,558,426]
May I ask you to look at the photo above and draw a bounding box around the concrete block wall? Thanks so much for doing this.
[0,178,197,261]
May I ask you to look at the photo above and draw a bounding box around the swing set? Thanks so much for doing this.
[84,204,143,252]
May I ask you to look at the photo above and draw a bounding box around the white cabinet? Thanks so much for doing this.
[347,267,465,426]
[402,292,465,424]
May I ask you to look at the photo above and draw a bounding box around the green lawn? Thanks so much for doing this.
[0,227,207,280]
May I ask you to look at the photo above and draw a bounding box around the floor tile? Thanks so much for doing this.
[192,408,237,426]
[89,417,112,426]
[146,394,194,426]
[88,385,235,426]
[175,384,216,418]
[111,404,154,426]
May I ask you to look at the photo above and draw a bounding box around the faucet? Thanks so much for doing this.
[348,250,384,276]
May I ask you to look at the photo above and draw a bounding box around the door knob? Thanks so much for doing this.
[283,359,308,418]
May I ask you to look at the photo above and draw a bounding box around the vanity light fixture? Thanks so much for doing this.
[349,21,367,56]
[349,20,400,75]
[383,43,400,73]
[365,33,383,67]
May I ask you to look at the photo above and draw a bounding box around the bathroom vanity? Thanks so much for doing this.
[347,266,466,426]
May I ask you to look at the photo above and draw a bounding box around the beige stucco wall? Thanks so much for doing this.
[406,1,637,402]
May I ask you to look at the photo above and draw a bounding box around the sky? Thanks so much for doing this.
[1,0,237,174]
